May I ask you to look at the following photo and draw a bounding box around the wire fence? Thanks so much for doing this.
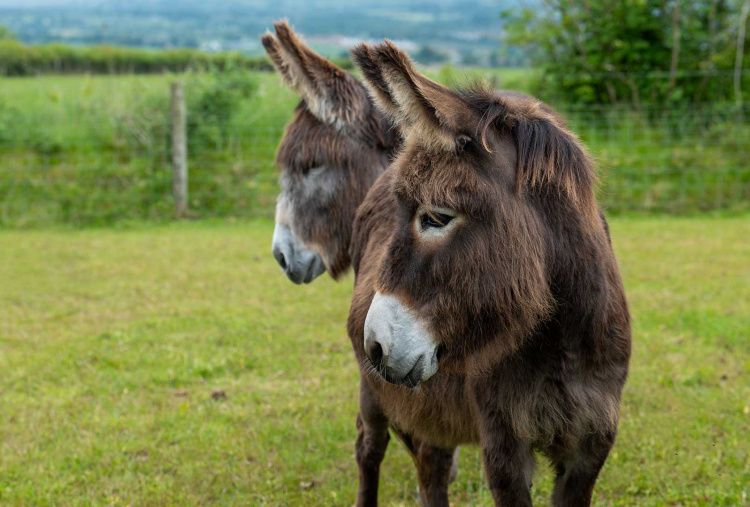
[564,102,749,213]
[0,72,748,227]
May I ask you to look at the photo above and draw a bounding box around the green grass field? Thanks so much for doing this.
[1,216,748,506]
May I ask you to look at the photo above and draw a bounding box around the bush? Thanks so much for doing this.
[187,70,258,151]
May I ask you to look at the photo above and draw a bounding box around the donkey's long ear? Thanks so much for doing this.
[350,43,400,121]
[261,20,366,128]
[352,40,479,151]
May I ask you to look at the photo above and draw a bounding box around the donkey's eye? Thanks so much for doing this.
[415,207,462,239]
[420,212,454,230]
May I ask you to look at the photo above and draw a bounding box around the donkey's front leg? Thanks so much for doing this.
[481,433,535,507]
[476,409,535,507]
[389,426,455,507]
[550,429,616,507]
[415,442,456,507]
[355,380,390,507]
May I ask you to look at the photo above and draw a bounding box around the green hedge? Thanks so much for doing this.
[0,40,353,76]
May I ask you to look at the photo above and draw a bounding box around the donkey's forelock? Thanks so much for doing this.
[463,89,598,208]
[352,41,598,208]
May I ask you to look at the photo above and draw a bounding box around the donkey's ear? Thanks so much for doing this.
[353,40,479,151]
[261,30,294,86]
[350,43,400,122]
[261,20,367,127]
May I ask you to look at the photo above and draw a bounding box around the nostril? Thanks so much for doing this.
[272,246,288,271]
[436,345,446,363]
[368,341,384,369]
[403,356,424,388]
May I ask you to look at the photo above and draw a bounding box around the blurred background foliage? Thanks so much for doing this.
[0,0,748,226]
[502,0,750,106]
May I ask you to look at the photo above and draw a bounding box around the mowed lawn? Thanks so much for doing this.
[0,217,748,506]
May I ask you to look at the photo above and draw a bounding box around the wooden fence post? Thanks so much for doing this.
[171,82,188,218]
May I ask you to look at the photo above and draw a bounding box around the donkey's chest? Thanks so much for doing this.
[364,374,480,448]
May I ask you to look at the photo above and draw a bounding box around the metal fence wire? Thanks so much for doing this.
[0,71,748,226]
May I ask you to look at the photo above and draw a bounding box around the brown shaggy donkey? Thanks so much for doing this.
[347,41,632,506]
[261,21,398,284]
[261,23,461,501]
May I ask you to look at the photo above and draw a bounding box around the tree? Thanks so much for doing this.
[502,0,750,106]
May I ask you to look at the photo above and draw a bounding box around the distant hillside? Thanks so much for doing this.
[0,0,529,66]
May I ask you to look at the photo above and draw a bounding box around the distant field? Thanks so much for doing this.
[0,217,748,505]
[0,69,748,226]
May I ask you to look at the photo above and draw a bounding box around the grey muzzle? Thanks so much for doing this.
[271,223,326,284]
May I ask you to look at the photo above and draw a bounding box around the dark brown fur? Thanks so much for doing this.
[347,41,631,506]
